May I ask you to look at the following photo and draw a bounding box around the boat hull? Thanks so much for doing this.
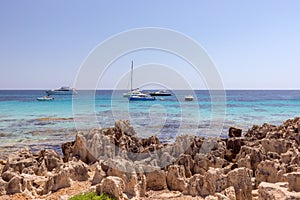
[149,93,172,96]
[129,97,156,101]
[37,97,54,101]
[185,97,194,101]
[46,90,77,95]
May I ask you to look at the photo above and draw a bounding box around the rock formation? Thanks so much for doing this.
[1,118,300,199]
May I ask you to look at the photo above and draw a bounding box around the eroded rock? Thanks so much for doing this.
[221,186,236,200]
[227,167,252,200]
[166,165,187,192]
[258,181,300,200]
[285,172,300,192]
[38,150,63,172]
[2,148,36,174]
[255,160,286,184]
[183,174,203,196]
[0,178,7,195]
[261,138,292,154]
[3,118,300,199]
[50,171,71,192]
[175,154,194,178]
[145,169,167,190]
[92,164,106,185]
[7,175,22,194]
[236,146,266,172]
[229,127,242,138]
[200,168,227,196]
[96,176,126,200]
[60,160,89,181]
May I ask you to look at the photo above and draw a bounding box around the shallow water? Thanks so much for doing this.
[1,90,300,157]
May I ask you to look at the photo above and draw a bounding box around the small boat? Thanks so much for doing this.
[149,90,172,96]
[129,93,156,101]
[123,88,146,97]
[37,96,54,101]
[185,95,194,101]
[46,86,77,95]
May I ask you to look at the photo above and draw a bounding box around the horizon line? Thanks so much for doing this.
[1,88,300,91]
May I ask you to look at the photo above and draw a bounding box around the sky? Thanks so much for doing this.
[0,0,300,89]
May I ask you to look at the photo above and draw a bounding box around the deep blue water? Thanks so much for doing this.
[1,90,300,156]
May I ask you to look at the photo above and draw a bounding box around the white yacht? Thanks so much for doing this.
[123,88,144,97]
[46,86,77,95]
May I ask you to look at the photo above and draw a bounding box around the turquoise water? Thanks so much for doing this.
[1,90,300,157]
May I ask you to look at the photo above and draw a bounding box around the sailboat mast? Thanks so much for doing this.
[131,60,133,91]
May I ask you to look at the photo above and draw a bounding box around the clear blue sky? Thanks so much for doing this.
[0,0,300,89]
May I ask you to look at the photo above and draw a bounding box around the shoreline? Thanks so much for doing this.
[0,117,290,160]
[1,118,300,199]
[1,90,300,158]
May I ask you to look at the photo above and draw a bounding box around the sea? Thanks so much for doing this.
[1,90,300,158]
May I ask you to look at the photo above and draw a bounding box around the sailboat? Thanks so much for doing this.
[123,61,145,97]
[123,61,156,101]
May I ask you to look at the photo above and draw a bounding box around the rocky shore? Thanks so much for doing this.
[1,118,300,199]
